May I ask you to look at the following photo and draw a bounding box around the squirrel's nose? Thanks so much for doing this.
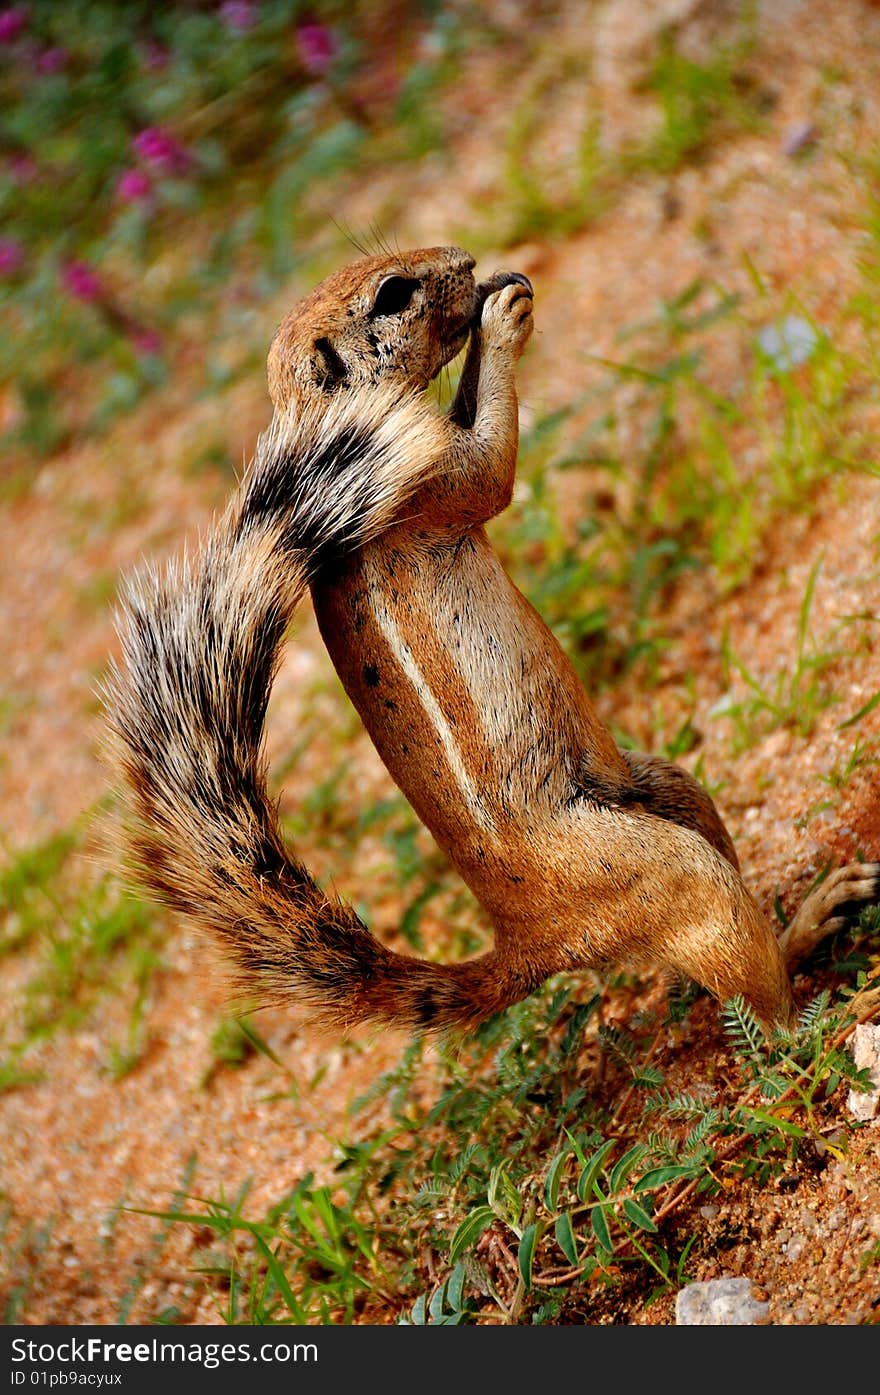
[448,248,476,274]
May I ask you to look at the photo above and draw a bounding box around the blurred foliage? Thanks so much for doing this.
[0,0,490,455]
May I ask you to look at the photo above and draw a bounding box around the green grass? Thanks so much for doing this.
[485,13,764,249]
[860,1237,880,1274]
[0,1199,54,1323]
[633,13,763,174]
[493,255,879,706]
[141,945,880,1324]
[0,820,164,1088]
[498,59,608,246]
[116,1155,198,1325]
[711,558,842,749]
[821,736,879,791]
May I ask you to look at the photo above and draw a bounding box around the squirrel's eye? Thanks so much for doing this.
[369,276,420,318]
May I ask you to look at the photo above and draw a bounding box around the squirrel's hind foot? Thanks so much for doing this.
[778,860,880,967]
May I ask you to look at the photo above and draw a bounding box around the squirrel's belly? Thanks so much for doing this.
[311,535,614,890]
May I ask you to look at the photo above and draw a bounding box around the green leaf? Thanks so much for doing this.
[722,995,766,1060]
[311,1187,340,1242]
[554,1211,579,1266]
[544,1148,569,1213]
[563,1128,589,1168]
[838,689,880,729]
[633,1065,666,1088]
[447,1262,466,1311]
[428,1281,448,1323]
[290,1191,328,1250]
[747,1108,807,1138]
[518,1222,541,1290]
[622,1198,658,1232]
[635,1164,697,1191]
[577,1138,616,1202]
[487,1161,521,1227]
[609,1143,648,1194]
[250,1233,307,1322]
[591,1205,614,1254]
[449,1206,496,1264]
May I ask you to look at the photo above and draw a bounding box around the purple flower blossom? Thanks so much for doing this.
[140,39,169,72]
[61,259,102,303]
[132,329,162,356]
[0,6,27,43]
[8,152,37,184]
[781,122,818,158]
[37,45,66,73]
[220,0,256,31]
[116,167,152,202]
[132,127,189,176]
[0,237,24,276]
[296,20,336,75]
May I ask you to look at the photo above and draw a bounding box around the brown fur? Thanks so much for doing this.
[107,245,879,1037]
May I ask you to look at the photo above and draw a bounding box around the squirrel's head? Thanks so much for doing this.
[266,246,478,410]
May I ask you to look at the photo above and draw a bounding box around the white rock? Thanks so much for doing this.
[676,1278,770,1325]
[847,1025,880,1123]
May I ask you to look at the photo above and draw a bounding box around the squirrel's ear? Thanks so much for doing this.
[312,336,348,392]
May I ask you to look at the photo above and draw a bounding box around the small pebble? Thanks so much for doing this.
[781,121,818,157]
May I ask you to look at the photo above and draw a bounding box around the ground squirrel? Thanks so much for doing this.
[106,244,879,1036]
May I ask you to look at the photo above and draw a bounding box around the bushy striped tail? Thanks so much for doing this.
[106,386,530,1032]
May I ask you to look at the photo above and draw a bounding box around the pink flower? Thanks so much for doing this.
[61,259,102,303]
[132,329,162,356]
[0,237,24,276]
[8,153,37,184]
[116,168,152,202]
[296,20,336,75]
[37,45,66,73]
[0,6,27,43]
[132,126,189,175]
[140,39,169,72]
[220,0,256,30]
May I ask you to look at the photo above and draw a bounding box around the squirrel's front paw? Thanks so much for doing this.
[481,276,534,359]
